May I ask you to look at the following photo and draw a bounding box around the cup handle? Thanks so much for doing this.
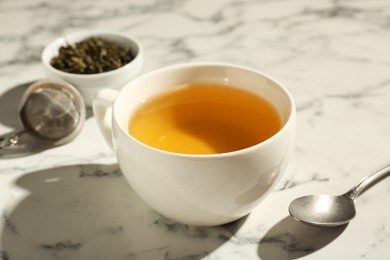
[92,88,119,150]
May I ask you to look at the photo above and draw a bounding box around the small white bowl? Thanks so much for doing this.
[41,30,143,106]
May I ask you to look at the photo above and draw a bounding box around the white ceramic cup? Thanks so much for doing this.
[93,63,295,226]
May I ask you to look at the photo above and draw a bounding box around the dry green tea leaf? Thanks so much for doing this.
[50,37,134,74]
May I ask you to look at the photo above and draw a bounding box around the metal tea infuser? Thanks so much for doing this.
[0,79,85,149]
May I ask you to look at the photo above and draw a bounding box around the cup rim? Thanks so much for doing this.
[114,62,296,158]
[41,29,144,79]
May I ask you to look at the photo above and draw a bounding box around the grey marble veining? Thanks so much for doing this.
[1,0,390,259]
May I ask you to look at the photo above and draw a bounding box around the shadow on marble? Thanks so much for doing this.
[1,164,240,259]
[0,82,47,157]
[257,216,347,259]
[0,81,32,129]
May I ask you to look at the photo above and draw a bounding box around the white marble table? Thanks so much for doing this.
[1,0,390,259]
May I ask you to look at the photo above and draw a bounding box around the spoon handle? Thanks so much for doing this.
[0,129,27,149]
[344,164,390,201]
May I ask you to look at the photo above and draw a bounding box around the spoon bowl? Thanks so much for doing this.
[289,194,356,227]
[289,164,390,227]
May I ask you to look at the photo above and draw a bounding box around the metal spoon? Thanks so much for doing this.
[0,79,85,149]
[289,164,390,227]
